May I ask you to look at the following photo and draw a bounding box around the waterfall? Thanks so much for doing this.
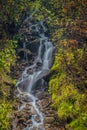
[16,16,54,130]
[23,42,28,60]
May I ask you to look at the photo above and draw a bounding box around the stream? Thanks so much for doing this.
[16,15,54,130]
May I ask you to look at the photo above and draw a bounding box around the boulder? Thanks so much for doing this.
[44,117,55,124]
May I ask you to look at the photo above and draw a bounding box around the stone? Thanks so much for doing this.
[27,68,33,74]
[44,117,55,124]
[36,62,42,66]
[34,115,41,122]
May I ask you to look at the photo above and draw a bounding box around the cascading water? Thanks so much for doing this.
[23,42,28,60]
[16,15,54,130]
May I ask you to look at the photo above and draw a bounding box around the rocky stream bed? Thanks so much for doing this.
[11,60,65,130]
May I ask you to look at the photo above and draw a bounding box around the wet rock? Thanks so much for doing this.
[44,117,55,124]
[36,62,42,66]
[34,115,41,123]
[22,95,33,102]
[17,79,30,91]
[18,117,26,124]
[27,68,33,74]
[31,107,37,115]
